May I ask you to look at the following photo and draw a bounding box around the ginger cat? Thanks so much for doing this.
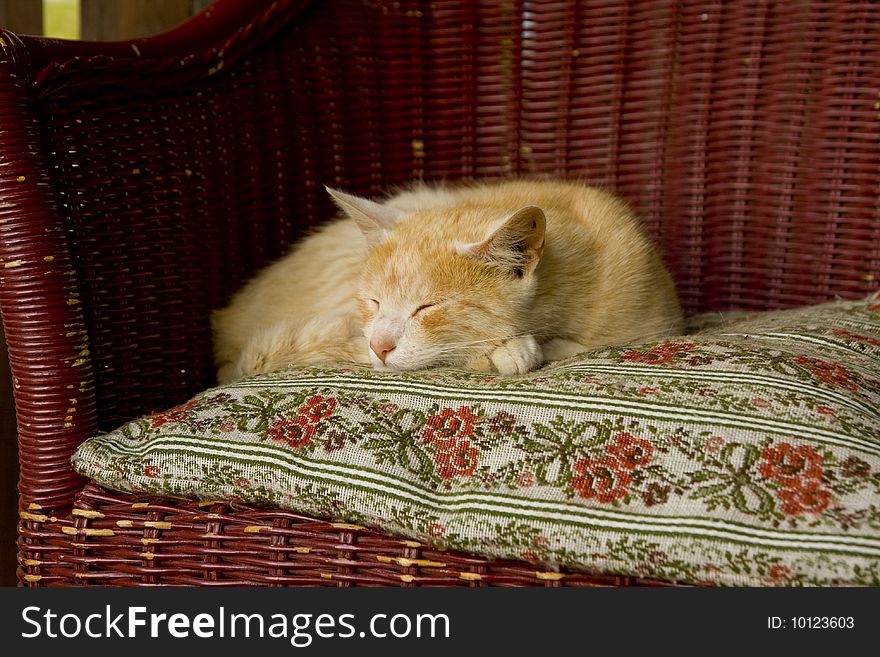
[213,180,683,383]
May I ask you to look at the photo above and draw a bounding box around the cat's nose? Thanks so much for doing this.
[370,335,397,363]
[370,336,397,364]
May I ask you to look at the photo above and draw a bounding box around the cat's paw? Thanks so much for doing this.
[216,362,237,385]
[234,345,282,379]
[489,335,543,374]
[234,325,299,379]
[464,352,495,372]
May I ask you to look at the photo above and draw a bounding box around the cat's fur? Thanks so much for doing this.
[213,180,683,383]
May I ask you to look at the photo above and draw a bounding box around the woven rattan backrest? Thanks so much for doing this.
[2,0,879,443]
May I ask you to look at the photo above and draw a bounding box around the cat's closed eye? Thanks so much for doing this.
[411,303,435,317]
[368,298,380,308]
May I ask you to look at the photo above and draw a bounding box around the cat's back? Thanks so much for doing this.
[230,218,364,310]
[388,180,641,238]
[213,217,365,364]
[454,180,638,231]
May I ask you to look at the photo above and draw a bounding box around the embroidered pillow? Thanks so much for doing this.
[73,293,880,586]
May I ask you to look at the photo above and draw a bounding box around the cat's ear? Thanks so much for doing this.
[460,205,546,277]
[325,187,405,246]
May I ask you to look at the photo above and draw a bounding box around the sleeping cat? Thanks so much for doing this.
[213,180,683,383]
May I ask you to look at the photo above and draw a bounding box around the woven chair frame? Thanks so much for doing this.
[2,0,879,586]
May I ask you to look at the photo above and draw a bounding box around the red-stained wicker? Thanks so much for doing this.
[2,0,879,586]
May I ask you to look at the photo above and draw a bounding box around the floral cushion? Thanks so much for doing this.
[72,292,880,586]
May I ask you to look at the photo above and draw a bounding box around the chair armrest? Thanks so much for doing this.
[0,30,95,510]
[0,0,317,512]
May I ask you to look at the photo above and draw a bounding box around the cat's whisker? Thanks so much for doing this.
[425,334,532,350]
[424,326,560,351]
[421,334,553,356]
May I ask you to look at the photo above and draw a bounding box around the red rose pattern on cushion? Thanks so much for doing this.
[422,406,478,451]
[606,432,654,470]
[264,395,342,450]
[759,443,825,487]
[520,549,539,562]
[768,564,793,585]
[267,416,316,449]
[794,355,858,391]
[299,394,338,423]
[423,406,481,479]
[703,436,725,453]
[760,442,831,516]
[831,328,880,348]
[379,402,400,416]
[435,440,480,480]
[776,480,832,516]
[570,456,634,503]
[150,400,198,428]
[622,341,696,365]
[570,431,656,503]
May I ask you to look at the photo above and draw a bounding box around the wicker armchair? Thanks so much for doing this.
[2,0,878,586]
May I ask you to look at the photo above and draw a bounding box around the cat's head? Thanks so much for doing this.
[327,187,545,371]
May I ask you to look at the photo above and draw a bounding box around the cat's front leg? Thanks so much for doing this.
[541,338,590,362]
[487,335,543,374]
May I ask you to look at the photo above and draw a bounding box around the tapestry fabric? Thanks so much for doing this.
[73,293,880,586]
